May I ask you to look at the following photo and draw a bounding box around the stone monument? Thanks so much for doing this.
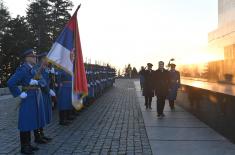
[209,0,235,59]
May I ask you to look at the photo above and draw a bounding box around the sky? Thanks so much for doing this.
[3,0,221,70]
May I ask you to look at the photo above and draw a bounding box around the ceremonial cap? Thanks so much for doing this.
[37,52,48,59]
[21,49,36,58]
[147,63,153,67]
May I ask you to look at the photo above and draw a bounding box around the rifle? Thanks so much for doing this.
[49,65,58,109]
[15,63,45,110]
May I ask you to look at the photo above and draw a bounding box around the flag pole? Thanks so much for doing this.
[73,4,81,16]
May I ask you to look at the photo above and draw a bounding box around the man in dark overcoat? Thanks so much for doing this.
[154,61,170,117]
[142,63,154,109]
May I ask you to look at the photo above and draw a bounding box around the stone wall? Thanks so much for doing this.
[0,87,11,96]
[176,84,235,143]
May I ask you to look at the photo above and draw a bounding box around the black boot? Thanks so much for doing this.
[21,145,34,155]
[34,129,48,144]
[29,145,39,151]
[51,96,57,110]
[40,128,52,142]
[20,131,34,154]
[72,108,79,116]
[145,97,148,109]
[66,110,75,121]
[148,102,152,109]
[169,100,175,110]
[149,97,152,109]
[59,110,70,126]
[145,104,148,109]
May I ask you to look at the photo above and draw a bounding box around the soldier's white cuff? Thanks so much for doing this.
[20,92,27,99]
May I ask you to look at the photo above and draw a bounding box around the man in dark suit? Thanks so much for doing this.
[142,63,154,109]
[154,61,170,117]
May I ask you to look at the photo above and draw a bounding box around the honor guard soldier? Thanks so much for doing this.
[111,68,116,85]
[57,69,75,125]
[7,49,46,154]
[49,66,60,109]
[35,52,56,142]
[31,53,53,144]
[107,67,113,87]
[94,65,100,97]
[103,66,108,90]
[93,65,98,98]
[89,64,96,100]
[100,66,104,92]
[83,64,89,105]
[85,64,95,105]
[167,64,180,110]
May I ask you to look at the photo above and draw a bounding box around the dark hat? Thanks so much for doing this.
[37,52,48,59]
[170,63,176,67]
[21,49,36,58]
[147,63,153,67]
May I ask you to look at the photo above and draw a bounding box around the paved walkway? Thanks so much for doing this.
[134,80,235,155]
[0,79,152,155]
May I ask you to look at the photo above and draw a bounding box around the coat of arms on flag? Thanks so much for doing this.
[47,4,88,110]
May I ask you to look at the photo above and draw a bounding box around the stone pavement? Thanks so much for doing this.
[2,79,235,155]
[134,80,235,155]
[0,79,152,155]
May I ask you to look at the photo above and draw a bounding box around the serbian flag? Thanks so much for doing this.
[47,4,88,110]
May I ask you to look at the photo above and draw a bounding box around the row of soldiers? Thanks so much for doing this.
[85,63,116,100]
[7,49,116,154]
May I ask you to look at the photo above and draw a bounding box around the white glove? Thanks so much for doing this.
[50,68,55,74]
[49,89,56,96]
[20,92,27,99]
[29,79,38,85]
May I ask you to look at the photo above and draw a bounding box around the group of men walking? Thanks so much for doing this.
[139,61,181,117]
[7,49,115,154]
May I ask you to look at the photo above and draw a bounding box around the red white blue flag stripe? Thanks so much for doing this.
[47,5,88,110]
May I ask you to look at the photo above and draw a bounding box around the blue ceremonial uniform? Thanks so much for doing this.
[41,68,53,124]
[87,70,95,98]
[90,68,96,98]
[168,70,180,101]
[92,70,98,97]
[57,70,73,110]
[7,63,46,132]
